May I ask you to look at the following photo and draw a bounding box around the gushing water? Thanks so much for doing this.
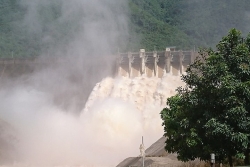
[0,75,183,167]
[0,0,184,165]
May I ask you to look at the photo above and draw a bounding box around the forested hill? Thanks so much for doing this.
[1,0,250,57]
[129,0,250,50]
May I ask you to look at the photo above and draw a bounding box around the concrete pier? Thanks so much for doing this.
[118,49,197,78]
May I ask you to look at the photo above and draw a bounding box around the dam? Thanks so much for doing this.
[118,48,198,77]
[0,48,198,78]
[0,48,197,166]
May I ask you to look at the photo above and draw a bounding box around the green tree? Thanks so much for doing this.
[161,29,250,167]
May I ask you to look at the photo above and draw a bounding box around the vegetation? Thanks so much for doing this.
[1,0,250,57]
[161,29,250,166]
[127,0,192,51]
[128,0,250,51]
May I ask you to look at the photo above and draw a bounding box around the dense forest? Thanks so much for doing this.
[1,0,250,57]
[129,0,250,50]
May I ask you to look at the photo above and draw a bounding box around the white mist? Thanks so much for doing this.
[0,75,183,167]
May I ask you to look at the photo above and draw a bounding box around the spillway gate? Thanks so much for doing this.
[117,49,198,78]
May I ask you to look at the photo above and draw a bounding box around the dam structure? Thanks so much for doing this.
[117,48,198,78]
[0,48,198,78]
[0,48,198,167]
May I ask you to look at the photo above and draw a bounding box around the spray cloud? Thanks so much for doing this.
[0,0,184,166]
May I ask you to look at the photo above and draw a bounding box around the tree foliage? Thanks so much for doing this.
[161,29,250,166]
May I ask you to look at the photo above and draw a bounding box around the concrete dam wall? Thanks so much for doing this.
[0,49,198,78]
[118,49,198,78]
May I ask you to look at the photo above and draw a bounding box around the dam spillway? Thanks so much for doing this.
[117,49,198,78]
[0,49,197,166]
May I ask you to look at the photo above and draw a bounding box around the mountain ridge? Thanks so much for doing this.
[1,0,250,57]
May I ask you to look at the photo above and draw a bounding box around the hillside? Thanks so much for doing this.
[1,0,250,57]
[128,0,250,50]
[127,0,192,51]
